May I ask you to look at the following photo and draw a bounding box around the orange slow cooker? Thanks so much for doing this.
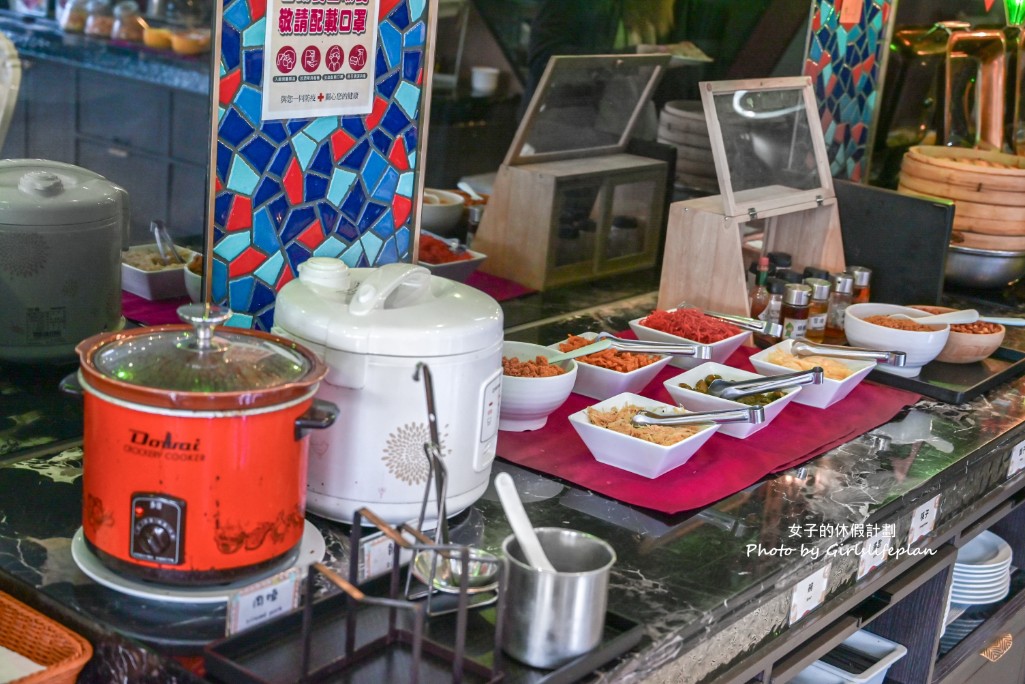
[62,304,337,585]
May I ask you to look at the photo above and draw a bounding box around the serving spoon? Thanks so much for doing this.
[889,309,979,325]
[495,472,556,572]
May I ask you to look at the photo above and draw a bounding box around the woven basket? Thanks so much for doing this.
[0,591,92,684]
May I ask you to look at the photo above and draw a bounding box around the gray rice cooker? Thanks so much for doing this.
[0,160,129,362]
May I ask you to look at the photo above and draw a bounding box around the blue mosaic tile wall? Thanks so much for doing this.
[212,0,426,330]
[804,0,896,182]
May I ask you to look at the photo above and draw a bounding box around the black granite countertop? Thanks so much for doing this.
[4,287,1025,682]
[0,12,211,94]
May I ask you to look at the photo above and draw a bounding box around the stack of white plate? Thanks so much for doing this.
[950,530,1012,605]
[657,100,718,193]
[938,530,1012,650]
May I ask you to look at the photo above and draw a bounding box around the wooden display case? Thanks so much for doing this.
[657,76,846,315]
[473,54,671,291]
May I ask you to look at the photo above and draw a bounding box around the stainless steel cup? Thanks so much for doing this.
[501,527,616,669]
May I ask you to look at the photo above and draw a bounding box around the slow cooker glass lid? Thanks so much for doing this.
[92,305,311,392]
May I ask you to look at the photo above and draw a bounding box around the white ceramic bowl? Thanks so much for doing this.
[663,362,799,438]
[420,189,466,236]
[748,339,876,409]
[628,310,749,369]
[568,392,718,478]
[500,341,578,431]
[183,258,202,302]
[844,303,950,378]
[547,332,672,400]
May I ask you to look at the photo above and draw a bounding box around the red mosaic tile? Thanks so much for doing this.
[283,157,303,204]
[379,0,401,20]
[226,195,253,232]
[249,0,266,21]
[228,246,267,277]
[387,136,408,171]
[276,264,296,291]
[392,194,411,229]
[365,97,387,130]
[219,69,242,107]
[297,219,326,249]
[330,129,356,162]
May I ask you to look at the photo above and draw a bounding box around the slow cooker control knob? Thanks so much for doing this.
[138,523,172,555]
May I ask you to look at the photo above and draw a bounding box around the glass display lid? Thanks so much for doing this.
[700,76,834,218]
[506,54,671,166]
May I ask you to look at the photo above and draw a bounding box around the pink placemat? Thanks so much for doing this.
[465,271,536,302]
[496,347,921,515]
[122,292,190,326]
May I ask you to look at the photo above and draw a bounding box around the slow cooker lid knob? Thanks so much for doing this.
[178,303,232,351]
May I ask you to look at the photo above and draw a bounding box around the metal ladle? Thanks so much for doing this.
[409,363,500,594]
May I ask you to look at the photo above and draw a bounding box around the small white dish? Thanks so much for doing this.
[663,362,799,439]
[500,341,578,431]
[749,339,875,409]
[628,310,748,369]
[547,332,672,400]
[567,392,718,478]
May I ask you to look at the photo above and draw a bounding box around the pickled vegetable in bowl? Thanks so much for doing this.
[679,374,785,406]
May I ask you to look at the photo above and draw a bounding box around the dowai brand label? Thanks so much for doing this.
[124,429,207,462]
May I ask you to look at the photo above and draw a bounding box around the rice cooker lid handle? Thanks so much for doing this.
[348,263,433,316]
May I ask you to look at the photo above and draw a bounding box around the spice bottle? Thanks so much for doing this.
[749,256,770,320]
[768,251,792,274]
[803,266,830,281]
[753,278,786,347]
[804,278,831,343]
[824,273,855,345]
[848,266,872,303]
[780,284,812,340]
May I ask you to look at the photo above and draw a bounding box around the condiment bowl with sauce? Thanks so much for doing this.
[749,339,876,408]
[911,306,1005,364]
[420,189,466,236]
[628,309,748,370]
[844,303,949,378]
[500,341,578,432]
[664,362,800,438]
[568,392,719,478]
[547,332,672,400]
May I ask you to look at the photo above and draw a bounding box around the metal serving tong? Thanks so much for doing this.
[151,220,185,265]
[791,338,906,367]
[703,310,783,338]
[632,405,765,427]
[548,332,712,363]
[702,367,824,401]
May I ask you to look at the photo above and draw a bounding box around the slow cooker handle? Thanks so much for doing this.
[294,399,339,440]
[59,372,83,397]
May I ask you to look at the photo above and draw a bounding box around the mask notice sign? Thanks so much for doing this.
[261,0,380,121]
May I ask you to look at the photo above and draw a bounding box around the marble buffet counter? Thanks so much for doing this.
[3,314,1025,683]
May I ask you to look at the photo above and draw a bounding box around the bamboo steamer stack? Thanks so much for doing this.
[898,145,1025,250]
[657,100,718,192]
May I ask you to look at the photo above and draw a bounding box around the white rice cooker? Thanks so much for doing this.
[273,259,503,524]
[0,160,129,362]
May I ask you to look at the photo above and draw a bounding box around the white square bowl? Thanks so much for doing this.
[420,248,487,283]
[121,244,195,300]
[567,392,718,478]
[547,332,673,400]
[628,311,749,369]
[748,339,876,409]
[663,362,799,439]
